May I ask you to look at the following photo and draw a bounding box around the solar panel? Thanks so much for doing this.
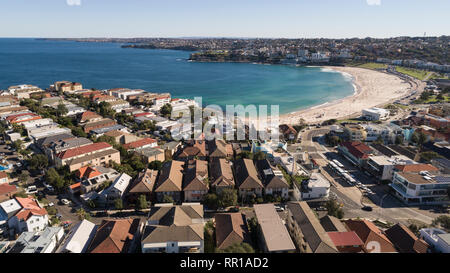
[435,176,450,184]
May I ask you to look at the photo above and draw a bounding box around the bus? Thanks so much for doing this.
[333,159,345,169]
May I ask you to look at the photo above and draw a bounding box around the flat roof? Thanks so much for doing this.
[254,204,296,252]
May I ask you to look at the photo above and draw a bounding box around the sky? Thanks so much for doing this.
[0,0,449,38]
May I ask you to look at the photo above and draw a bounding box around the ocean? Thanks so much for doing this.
[0,38,355,114]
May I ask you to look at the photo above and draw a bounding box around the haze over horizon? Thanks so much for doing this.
[1,0,449,39]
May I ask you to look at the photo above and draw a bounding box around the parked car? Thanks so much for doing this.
[25,186,38,194]
[275,205,285,212]
[362,206,373,212]
[60,199,71,205]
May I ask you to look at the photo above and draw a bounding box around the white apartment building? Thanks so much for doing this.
[362,107,390,121]
[391,172,450,205]
[366,155,416,181]
[301,172,331,200]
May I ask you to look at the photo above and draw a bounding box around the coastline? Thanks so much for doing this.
[277,66,412,125]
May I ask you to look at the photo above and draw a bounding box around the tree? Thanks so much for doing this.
[218,189,238,209]
[432,215,450,231]
[28,154,49,173]
[114,198,124,211]
[162,194,174,204]
[71,126,88,138]
[436,93,445,101]
[137,195,149,210]
[395,135,404,145]
[325,199,344,219]
[202,193,218,210]
[95,135,116,146]
[160,103,173,117]
[18,171,29,184]
[375,135,384,144]
[45,168,65,191]
[254,151,267,161]
[149,160,163,171]
[420,151,442,163]
[411,131,427,148]
[76,208,91,220]
[56,102,68,117]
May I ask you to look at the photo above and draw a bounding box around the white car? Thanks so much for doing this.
[275,206,285,212]
[61,199,71,205]
[25,186,38,194]
[47,202,55,207]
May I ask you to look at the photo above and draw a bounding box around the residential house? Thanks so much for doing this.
[100,173,132,201]
[385,223,429,253]
[253,204,296,253]
[141,204,204,253]
[210,158,235,193]
[183,160,209,202]
[8,227,64,253]
[343,219,397,253]
[300,172,331,200]
[154,160,184,202]
[319,215,348,232]
[286,202,338,253]
[234,159,264,198]
[45,137,93,162]
[0,172,8,185]
[208,139,233,159]
[0,184,18,202]
[343,124,367,142]
[57,219,97,253]
[176,141,207,162]
[134,147,165,164]
[87,219,141,253]
[8,196,49,234]
[104,130,141,145]
[83,118,117,133]
[78,111,103,124]
[327,231,365,253]
[127,169,158,203]
[215,213,251,250]
[54,142,120,172]
[79,166,120,194]
[279,124,298,141]
[255,159,289,199]
[419,228,450,253]
[338,141,374,167]
[123,138,158,152]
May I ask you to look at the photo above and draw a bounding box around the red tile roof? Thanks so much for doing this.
[0,172,7,179]
[123,138,157,150]
[80,111,102,122]
[134,112,153,118]
[327,231,364,247]
[15,196,47,221]
[69,182,81,190]
[77,166,103,179]
[0,184,16,195]
[56,142,112,160]
[341,142,373,159]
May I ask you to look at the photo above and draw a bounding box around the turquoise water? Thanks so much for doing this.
[0,38,355,114]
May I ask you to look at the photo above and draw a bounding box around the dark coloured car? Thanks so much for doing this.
[362,206,373,212]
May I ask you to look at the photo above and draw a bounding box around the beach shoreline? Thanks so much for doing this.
[278,66,413,125]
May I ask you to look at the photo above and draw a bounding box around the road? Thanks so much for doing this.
[299,128,446,226]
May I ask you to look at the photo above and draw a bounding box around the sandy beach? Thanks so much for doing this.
[278,66,413,125]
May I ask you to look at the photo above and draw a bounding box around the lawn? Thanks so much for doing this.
[356,62,388,70]
[395,66,430,81]
[414,94,450,104]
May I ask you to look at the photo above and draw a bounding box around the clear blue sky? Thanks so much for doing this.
[1,0,449,38]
